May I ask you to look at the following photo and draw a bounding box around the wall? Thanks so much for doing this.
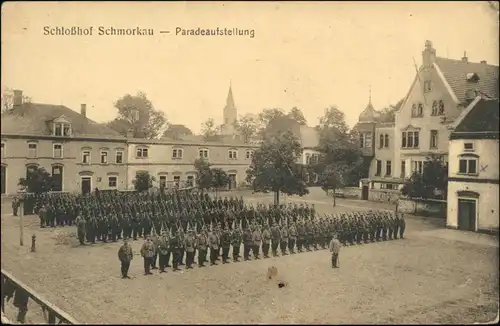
[368,188,400,204]
[394,62,460,179]
[447,181,499,231]
[448,139,499,180]
[370,125,395,178]
[301,148,321,165]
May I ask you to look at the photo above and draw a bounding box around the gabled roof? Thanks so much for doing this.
[451,97,499,136]
[435,57,499,103]
[298,125,320,149]
[1,103,124,138]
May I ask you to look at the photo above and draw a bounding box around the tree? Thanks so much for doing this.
[2,87,32,114]
[200,118,221,140]
[107,92,167,139]
[211,168,230,197]
[246,131,309,205]
[18,167,53,193]
[287,107,307,125]
[194,158,213,195]
[162,124,193,140]
[234,113,259,143]
[319,105,350,134]
[378,98,404,123]
[401,155,448,199]
[317,162,347,207]
[258,108,300,139]
[132,171,155,192]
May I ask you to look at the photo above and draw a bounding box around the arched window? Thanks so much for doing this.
[438,100,444,115]
[431,101,438,115]
[379,134,384,148]
[384,134,389,148]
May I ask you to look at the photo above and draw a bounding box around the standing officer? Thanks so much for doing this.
[243,225,253,261]
[118,238,133,278]
[140,236,155,275]
[261,223,271,258]
[220,226,231,264]
[329,233,341,268]
[288,222,297,254]
[184,228,196,269]
[209,229,219,266]
[75,215,86,245]
[158,231,170,273]
[170,230,182,272]
[231,226,242,262]
[151,232,160,270]
[196,227,208,267]
[251,224,262,260]
[280,223,289,256]
[270,222,281,257]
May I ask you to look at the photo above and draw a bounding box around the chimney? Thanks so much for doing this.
[422,40,436,68]
[126,128,134,138]
[480,60,487,64]
[80,104,87,117]
[13,89,23,109]
[461,51,468,63]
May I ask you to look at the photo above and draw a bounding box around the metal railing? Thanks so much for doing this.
[1,269,78,324]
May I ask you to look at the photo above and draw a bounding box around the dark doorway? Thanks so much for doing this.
[458,199,476,231]
[0,165,5,194]
[81,177,91,195]
[52,165,63,191]
[362,185,369,200]
[228,174,236,190]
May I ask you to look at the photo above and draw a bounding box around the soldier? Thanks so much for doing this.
[231,226,242,262]
[118,238,133,278]
[288,222,297,254]
[220,226,231,264]
[398,212,406,239]
[131,213,140,241]
[209,229,219,266]
[393,213,399,240]
[252,224,262,260]
[261,223,271,258]
[110,215,120,242]
[121,214,132,240]
[305,219,313,251]
[75,215,86,245]
[158,231,170,273]
[184,228,196,269]
[140,236,155,275]
[297,221,306,252]
[329,233,341,268]
[196,226,208,267]
[38,204,47,228]
[143,215,153,239]
[280,223,289,255]
[170,230,182,271]
[243,225,253,261]
[88,216,97,244]
[151,232,160,270]
[178,228,186,265]
[270,222,280,257]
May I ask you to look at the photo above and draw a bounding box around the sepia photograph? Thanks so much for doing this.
[1,1,499,324]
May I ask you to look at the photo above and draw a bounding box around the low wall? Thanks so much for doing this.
[343,187,361,199]
[397,197,447,218]
[368,189,400,204]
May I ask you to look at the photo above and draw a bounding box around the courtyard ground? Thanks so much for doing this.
[1,191,498,324]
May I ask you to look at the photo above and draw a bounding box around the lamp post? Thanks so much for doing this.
[17,189,26,246]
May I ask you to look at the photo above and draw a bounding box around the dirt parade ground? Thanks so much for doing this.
[1,191,499,324]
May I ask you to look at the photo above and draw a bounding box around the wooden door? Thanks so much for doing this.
[52,166,63,191]
[81,177,91,195]
[362,185,369,200]
[458,199,476,231]
[0,165,5,194]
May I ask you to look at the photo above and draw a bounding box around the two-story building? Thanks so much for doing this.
[394,40,499,185]
[126,135,259,190]
[0,90,128,195]
[446,97,499,233]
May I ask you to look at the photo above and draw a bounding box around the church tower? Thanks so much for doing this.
[220,82,238,136]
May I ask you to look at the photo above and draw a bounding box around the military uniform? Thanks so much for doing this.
[196,229,208,267]
[140,237,155,275]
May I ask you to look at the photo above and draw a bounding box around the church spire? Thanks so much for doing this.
[226,82,235,110]
[369,85,372,105]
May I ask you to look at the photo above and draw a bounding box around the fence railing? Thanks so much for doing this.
[1,269,78,324]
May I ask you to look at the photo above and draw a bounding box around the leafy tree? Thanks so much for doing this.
[287,107,307,125]
[1,87,32,114]
[162,124,193,140]
[401,155,448,199]
[201,118,221,140]
[133,171,155,192]
[246,131,309,205]
[234,113,259,143]
[211,168,230,197]
[194,158,213,195]
[317,162,347,207]
[107,92,167,139]
[319,105,350,134]
[378,98,404,123]
[18,167,53,193]
[258,108,300,139]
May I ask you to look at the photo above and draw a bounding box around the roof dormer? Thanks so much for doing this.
[51,115,72,137]
[466,72,480,83]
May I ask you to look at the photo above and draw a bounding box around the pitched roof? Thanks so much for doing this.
[452,97,499,134]
[435,57,499,103]
[298,125,320,148]
[1,103,124,138]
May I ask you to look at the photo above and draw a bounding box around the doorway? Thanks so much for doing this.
[81,177,91,195]
[362,185,369,200]
[457,199,477,231]
[228,174,236,190]
[0,165,5,194]
[52,165,63,191]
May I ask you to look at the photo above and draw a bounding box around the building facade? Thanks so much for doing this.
[446,97,499,233]
[1,93,128,195]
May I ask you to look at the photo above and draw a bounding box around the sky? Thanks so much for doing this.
[1,1,498,134]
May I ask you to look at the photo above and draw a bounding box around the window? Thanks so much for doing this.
[53,144,63,158]
[173,175,180,187]
[385,160,392,176]
[245,150,254,159]
[63,124,71,136]
[430,130,438,149]
[431,101,438,115]
[136,147,148,158]
[172,148,183,159]
[0,142,4,158]
[306,153,311,165]
[228,149,238,160]
[412,160,424,174]
[360,132,372,148]
[53,122,71,137]
[401,160,406,178]
[401,131,419,148]
[424,80,432,93]
[381,183,397,190]
[310,154,319,165]
[100,151,108,164]
[199,149,209,159]
[438,100,444,115]
[384,134,389,148]
[458,155,478,175]
[412,103,423,117]
[159,176,167,188]
[54,123,62,136]
[417,103,423,116]
[108,176,117,188]
[375,160,382,176]
[464,142,475,152]
[115,151,123,164]
[27,143,37,158]
[379,134,384,148]
[82,151,91,164]
[187,175,194,187]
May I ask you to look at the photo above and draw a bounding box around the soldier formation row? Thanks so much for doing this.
[115,209,405,276]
